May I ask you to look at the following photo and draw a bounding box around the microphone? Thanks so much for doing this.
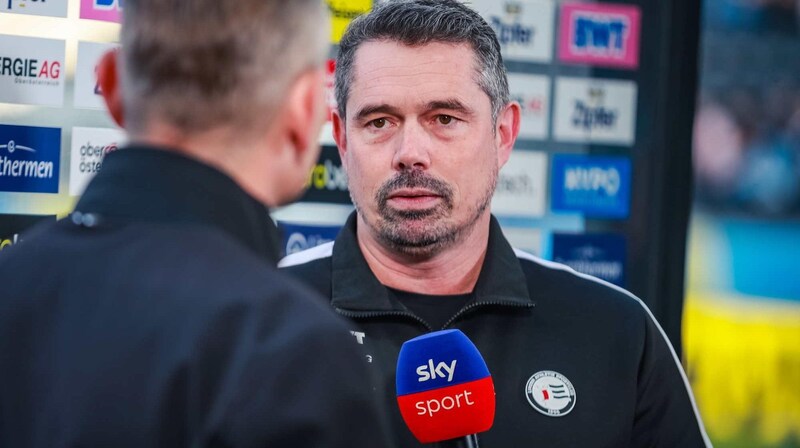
[396,329,495,446]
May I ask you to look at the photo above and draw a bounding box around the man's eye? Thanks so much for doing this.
[370,118,387,129]
[437,115,453,125]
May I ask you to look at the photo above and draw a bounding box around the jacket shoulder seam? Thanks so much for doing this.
[278,241,335,268]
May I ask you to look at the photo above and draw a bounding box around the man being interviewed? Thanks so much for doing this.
[280,0,711,446]
[0,1,392,447]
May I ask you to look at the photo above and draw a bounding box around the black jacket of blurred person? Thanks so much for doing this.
[0,1,393,447]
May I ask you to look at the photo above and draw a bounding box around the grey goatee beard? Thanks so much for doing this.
[352,168,497,257]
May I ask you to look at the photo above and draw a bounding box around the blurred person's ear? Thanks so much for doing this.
[285,67,327,163]
[270,66,327,205]
[96,49,125,129]
[495,101,521,169]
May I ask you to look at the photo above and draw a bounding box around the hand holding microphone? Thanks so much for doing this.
[396,329,495,447]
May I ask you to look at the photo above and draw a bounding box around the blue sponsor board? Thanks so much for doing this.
[552,233,626,286]
[277,221,341,257]
[550,154,630,218]
[0,124,61,193]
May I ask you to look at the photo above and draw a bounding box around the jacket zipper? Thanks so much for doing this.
[334,308,433,331]
[442,300,534,330]
[335,300,533,332]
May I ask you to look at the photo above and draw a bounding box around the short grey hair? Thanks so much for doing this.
[120,0,328,134]
[335,0,509,123]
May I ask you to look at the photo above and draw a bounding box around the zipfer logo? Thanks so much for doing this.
[490,16,534,46]
[572,88,617,131]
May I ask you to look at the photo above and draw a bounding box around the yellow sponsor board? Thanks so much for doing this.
[684,291,800,446]
[327,0,372,44]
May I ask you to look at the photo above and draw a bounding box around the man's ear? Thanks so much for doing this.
[332,109,347,162]
[495,101,521,169]
[96,49,125,129]
[282,67,326,165]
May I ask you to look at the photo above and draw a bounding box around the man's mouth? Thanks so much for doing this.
[386,188,442,208]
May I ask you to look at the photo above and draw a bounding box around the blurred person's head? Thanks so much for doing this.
[97,0,330,206]
[332,0,520,258]
[693,100,746,194]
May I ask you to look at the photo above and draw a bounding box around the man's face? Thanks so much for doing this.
[334,41,511,256]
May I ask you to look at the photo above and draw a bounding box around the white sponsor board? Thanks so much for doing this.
[471,0,555,63]
[70,127,126,196]
[2,0,67,18]
[318,122,336,146]
[491,149,547,218]
[553,77,637,146]
[0,35,65,107]
[508,73,550,140]
[502,227,542,256]
[74,41,119,110]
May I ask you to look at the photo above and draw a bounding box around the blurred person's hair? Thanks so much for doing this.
[120,0,328,135]
[335,0,509,123]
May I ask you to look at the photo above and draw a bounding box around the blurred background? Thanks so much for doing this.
[686,0,800,446]
[0,0,798,446]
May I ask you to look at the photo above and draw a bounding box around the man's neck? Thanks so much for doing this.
[128,125,283,207]
[356,213,491,295]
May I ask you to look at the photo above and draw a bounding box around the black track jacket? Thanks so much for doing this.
[280,212,711,447]
[0,148,391,448]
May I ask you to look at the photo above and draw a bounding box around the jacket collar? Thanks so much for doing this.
[75,145,281,264]
[330,212,533,312]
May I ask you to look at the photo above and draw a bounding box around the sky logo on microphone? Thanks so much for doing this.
[417,359,456,382]
[396,329,495,444]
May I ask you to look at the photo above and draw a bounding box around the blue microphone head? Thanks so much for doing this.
[396,329,495,443]
[396,329,490,395]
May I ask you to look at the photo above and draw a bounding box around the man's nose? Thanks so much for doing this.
[392,121,432,171]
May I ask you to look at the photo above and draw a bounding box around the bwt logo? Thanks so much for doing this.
[571,13,630,56]
[564,166,620,196]
[0,58,61,79]
[93,0,122,11]
[416,359,457,383]
[490,16,534,46]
